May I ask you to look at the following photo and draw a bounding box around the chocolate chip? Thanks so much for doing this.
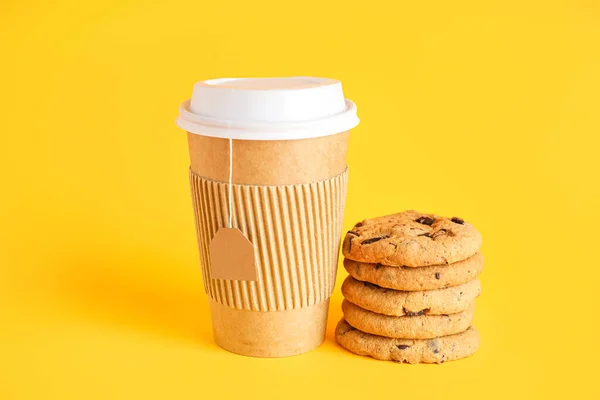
[375,263,382,270]
[396,344,411,350]
[403,308,430,316]
[419,232,432,238]
[355,222,363,227]
[343,235,354,253]
[428,340,440,354]
[347,231,359,236]
[416,216,435,225]
[363,281,379,289]
[361,235,389,245]
[435,272,441,279]
[451,217,464,224]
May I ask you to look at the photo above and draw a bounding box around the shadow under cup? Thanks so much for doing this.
[187,131,350,357]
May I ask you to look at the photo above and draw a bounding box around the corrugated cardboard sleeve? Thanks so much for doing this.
[189,168,348,312]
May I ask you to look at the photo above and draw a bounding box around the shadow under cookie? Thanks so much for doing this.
[342,299,475,339]
[341,276,481,316]
[343,252,484,291]
[335,318,479,364]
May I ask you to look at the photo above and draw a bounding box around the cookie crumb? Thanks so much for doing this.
[432,229,448,239]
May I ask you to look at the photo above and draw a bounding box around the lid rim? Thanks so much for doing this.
[180,99,357,127]
[197,76,339,91]
[176,99,359,141]
[177,77,359,140]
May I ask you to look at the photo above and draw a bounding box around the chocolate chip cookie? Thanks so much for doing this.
[343,252,484,291]
[342,299,475,339]
[335,319,479,364]
[342,210,482,267]
[341,276,480,317]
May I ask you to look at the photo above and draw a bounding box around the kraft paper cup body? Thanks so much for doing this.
[177,77,358,357]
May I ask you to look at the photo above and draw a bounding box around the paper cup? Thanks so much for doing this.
[177,77,359,357]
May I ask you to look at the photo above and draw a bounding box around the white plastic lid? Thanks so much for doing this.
[176,77,359,140]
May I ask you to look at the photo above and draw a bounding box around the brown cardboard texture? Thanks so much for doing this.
[187,131,350,357]
[209,298,329,357]
[209,228,257,281]
[187,131,349,185]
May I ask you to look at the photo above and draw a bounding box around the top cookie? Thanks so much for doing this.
[342,210,482,267]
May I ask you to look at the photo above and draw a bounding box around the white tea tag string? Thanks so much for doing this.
[228,138,233,228]
[208,137,257,282]
[208,136,256,282]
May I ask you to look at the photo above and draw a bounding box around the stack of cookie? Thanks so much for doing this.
[335,210,483,364]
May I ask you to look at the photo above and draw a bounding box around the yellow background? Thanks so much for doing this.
[1,0,599,398]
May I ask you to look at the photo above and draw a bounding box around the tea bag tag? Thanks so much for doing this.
[208,138,257,281]
[209,227,257,281]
